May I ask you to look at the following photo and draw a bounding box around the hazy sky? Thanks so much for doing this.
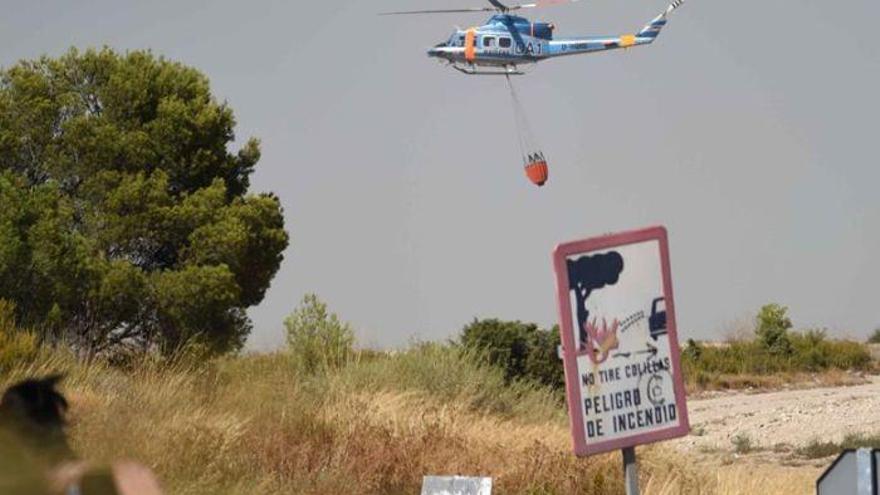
[1,0,878,350]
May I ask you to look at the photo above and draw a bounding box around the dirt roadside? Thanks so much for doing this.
[672,376,880,467]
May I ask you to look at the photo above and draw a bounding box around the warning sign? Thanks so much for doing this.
[552,226,689,456]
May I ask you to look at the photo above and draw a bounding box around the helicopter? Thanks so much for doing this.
[382,0,685,75]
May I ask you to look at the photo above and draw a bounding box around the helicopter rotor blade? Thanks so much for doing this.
[379,0,580,15]
[379,7,496,15]
[508,0,581,11]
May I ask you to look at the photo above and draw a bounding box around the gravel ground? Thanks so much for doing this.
[673,376,880,456]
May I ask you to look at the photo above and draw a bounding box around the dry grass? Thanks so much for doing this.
[709,465,817,494]
[2,346,819,494]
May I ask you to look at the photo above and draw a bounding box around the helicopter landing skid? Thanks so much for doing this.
[451,62,526,76]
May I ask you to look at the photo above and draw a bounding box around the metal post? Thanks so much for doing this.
[622,447,640,495]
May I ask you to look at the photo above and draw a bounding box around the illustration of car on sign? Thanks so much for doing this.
[649,297,667,340]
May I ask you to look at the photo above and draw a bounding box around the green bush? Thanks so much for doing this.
[796,439,841,459]
[683,339,703,361]
[682,328,872,381]
[869,328,880,344]
[460,319,532,382]
[681,304,873,386]
[284,294,355,373]
[756,304,793,356]
[788,330,871,371]
[459,318,564,389]
[789,329,829,371]
[731,432,755,454]
[524,325,565,390]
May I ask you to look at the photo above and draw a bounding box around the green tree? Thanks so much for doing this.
[756,303,793,356]
[285,294,355,373]
[869,328,880,344]
[0,48,288,355]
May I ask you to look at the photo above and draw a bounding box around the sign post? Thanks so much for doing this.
[552,226,689,491]
[622,447,639,495]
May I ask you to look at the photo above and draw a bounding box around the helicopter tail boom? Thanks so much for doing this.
[545,0,684,58]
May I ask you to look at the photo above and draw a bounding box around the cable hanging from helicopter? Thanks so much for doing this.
[505,74,548,187]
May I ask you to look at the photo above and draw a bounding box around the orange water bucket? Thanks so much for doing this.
[524,160,549,187]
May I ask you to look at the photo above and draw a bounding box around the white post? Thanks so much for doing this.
[623,447,640,495]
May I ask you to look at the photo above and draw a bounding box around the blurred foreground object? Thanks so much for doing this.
[0,433,52,495]
[0,375,70,494]
[0,376,164,495]
[0,375,74,465]
[51,462,163,495]
[421,476,492,495]
[817,449,880,495]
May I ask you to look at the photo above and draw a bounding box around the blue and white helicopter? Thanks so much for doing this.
[382,0,685,75]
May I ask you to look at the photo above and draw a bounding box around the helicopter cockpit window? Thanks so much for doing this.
[499,37,512,48]
[483,36,496,48]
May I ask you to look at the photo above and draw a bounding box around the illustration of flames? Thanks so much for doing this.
[583,317,620,364]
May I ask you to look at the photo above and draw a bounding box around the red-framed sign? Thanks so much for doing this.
[553,226,689,456]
